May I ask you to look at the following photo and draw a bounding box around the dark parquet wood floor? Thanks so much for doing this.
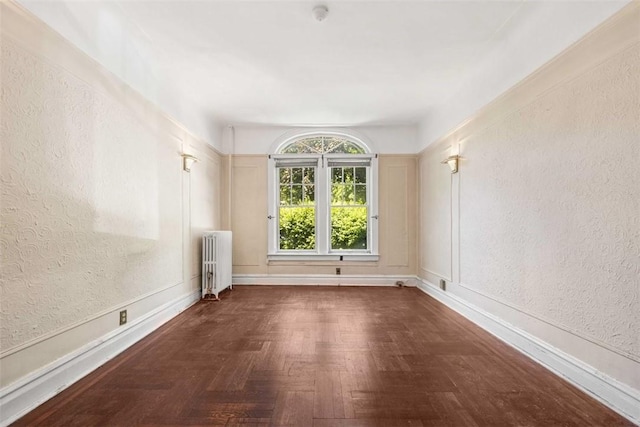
[14,286,631,426]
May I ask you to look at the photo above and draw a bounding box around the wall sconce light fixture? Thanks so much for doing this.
[441,155,461,174]
[181,153,199,172]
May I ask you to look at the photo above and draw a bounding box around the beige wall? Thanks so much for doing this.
[230,155,417,278]
[418,4,639,391]
[0,2,224,388]
[189,141,226,287]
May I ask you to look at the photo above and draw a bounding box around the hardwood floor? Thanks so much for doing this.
[14,286,631,426]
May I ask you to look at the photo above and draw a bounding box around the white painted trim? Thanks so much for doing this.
[233,274,416,287]
[419,267,452,283]
[267,254,380,262]
[415,277,640,425]
[0,290,200,427]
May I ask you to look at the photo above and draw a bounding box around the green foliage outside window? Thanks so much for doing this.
[279,207,316,250]
[279,207,367,250]
[330,207,368,250]
[278,164,368,251]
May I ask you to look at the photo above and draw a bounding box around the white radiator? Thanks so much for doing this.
[202,231,233,299]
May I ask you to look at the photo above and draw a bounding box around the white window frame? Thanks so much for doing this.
[267,138,379,262]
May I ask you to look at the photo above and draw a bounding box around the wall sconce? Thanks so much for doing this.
[441,155,461,174]
[181,153,199,172]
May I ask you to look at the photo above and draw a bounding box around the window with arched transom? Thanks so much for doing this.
[268,134,378,260]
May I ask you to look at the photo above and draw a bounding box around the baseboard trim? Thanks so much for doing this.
[0,290,200,427]
[233,274,417,287]
[416,278,640,425]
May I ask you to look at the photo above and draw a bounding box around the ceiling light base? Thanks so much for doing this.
[312,5,329,22]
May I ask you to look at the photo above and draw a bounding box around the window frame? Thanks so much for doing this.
[267,138,379,262]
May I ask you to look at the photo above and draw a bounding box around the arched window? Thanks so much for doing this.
[268,133,378,260]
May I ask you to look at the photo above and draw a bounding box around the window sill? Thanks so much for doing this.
[267,253,379,264]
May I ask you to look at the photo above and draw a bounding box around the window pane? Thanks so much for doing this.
[302,138,324,153]
[279,207,316,250]
[323,136,344,153]
[304,185,315,203]
[331,167,342,183]
[279,167,290,184]
[292,168,303,184]
[342,141,365,154]
[355,185,366,204]
[344,167,354,183]
[303,167,314,184]
[291,185,302,204]
[331,184,344,205]
[331,207,368,250]
[279,185,291,205]
[281,143,300,154]
[355,167,366,183]
[345,184,355,204]
[282,140,321,154]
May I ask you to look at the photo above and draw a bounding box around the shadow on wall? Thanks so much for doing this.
[1,36,182,359]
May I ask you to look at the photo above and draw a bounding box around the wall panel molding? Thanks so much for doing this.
[383,164,409,267]
[419,267,452,283]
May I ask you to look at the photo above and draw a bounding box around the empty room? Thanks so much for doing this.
[1,0,638,426]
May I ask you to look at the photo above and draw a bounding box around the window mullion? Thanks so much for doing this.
[317,162,329,254]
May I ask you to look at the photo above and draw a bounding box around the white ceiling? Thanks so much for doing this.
[115,1,524,125]
[17,1,630,150]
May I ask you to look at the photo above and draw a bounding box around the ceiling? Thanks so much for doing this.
[17,0,630,148]
[114,0,524,126]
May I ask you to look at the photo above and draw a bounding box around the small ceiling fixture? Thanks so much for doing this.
[312,5,329,22]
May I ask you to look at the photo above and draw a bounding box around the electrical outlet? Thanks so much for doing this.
[119,310,127,325]
[336,267,341,275]
[439,279,446,291]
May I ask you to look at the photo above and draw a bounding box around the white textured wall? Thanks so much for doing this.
[418,5,639,391]
[460,46,639,357]
[0,3,224,389]
[1,36,182,351]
